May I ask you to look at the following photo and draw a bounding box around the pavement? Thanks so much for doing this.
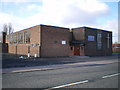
[1,53,119,74]
[2,56,119,74]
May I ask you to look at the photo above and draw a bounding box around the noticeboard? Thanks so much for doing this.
[88,35,95,41]
[61,40,66,44]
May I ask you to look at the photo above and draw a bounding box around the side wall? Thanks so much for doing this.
[84,28,112,56]
[6,25,41,57]
[72,28,85,41]
[41,25,71,57]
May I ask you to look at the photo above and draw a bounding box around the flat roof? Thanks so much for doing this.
[72,26,112,32]
[6,25,112,37]
[6,24,69,36]
[40,24,69,29]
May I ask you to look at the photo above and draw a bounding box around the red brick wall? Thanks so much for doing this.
[30,46,40,57]
[17,44,28,55]
[9,45,16,54]
[41,25,71,57]
[6,25,41,57]
[112,44,120,53]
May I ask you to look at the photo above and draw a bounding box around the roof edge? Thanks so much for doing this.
[72,26,112,32]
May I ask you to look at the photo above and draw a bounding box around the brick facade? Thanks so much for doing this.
[112,44,120,53]
[41,25,70,57]
[6,25,41,57]
[5,25,112,57]
[71,27,112,56]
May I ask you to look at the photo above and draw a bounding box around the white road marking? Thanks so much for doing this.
[46,73,119,90]
[46,80,88,90]
[12,68,51,73]
[102,73,120,79]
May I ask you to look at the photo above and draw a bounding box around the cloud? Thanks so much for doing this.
[0,12,31,32]
[0,0,118,43]
[18,4,42,17]
[1,0,42,3]
[0,0,110,28]
[98,0,119,2]
[39,0,110,27]
[26,4,41,11]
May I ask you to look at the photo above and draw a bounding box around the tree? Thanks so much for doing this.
[8,23,14,34]
[3,23,14,35]
[3,24,8,33]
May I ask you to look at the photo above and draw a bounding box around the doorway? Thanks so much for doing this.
[74,46,80,55]
[74,46,84,56]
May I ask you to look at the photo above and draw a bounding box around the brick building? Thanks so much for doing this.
[112,44,120,53]
[5,24,112,57]
[70,27,112,56]
[6,25,70,57]
[0,32,8,53]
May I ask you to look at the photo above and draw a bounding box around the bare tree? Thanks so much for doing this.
[3,24,8,33]
[3,23,14,35]
[8,23,14,34]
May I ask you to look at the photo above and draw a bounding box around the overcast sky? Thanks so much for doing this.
[0,0,119,43]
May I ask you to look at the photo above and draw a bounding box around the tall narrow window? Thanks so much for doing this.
[18,32,23,44]
[107,33,110,48]
[13,34,17,44]
[24,31,30,44]
[10,35,13,44]
[97,32,102,50]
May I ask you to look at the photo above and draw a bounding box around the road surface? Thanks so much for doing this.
[2,62,119,89]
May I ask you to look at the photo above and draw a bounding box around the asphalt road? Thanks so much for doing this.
[2,62,119,89]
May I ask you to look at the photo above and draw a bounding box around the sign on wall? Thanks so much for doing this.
[61,40,66,44]
[88,35,95,41]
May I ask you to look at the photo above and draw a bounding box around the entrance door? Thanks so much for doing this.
[74,46,80,56]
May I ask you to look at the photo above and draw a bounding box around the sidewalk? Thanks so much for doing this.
[2,59,119,74]
[2,55,119,68]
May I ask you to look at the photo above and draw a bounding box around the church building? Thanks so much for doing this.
[4,24,112,57]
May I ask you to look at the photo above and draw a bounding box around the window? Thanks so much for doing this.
[13,34,17,44]
[9,34,17,44]
[18,32,23,44]
[88,35,95,41]
[97,32,102,50]
[6,36,10,39]
[10,35,13,44]
[107,33,110,48]
[24,31,30,44]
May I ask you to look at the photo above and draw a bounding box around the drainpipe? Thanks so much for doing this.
[15,44,17,57]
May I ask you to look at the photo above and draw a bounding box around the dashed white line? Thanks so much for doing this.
[46,80,89,90]
[46,73,119,90]
[102,73,120,79]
